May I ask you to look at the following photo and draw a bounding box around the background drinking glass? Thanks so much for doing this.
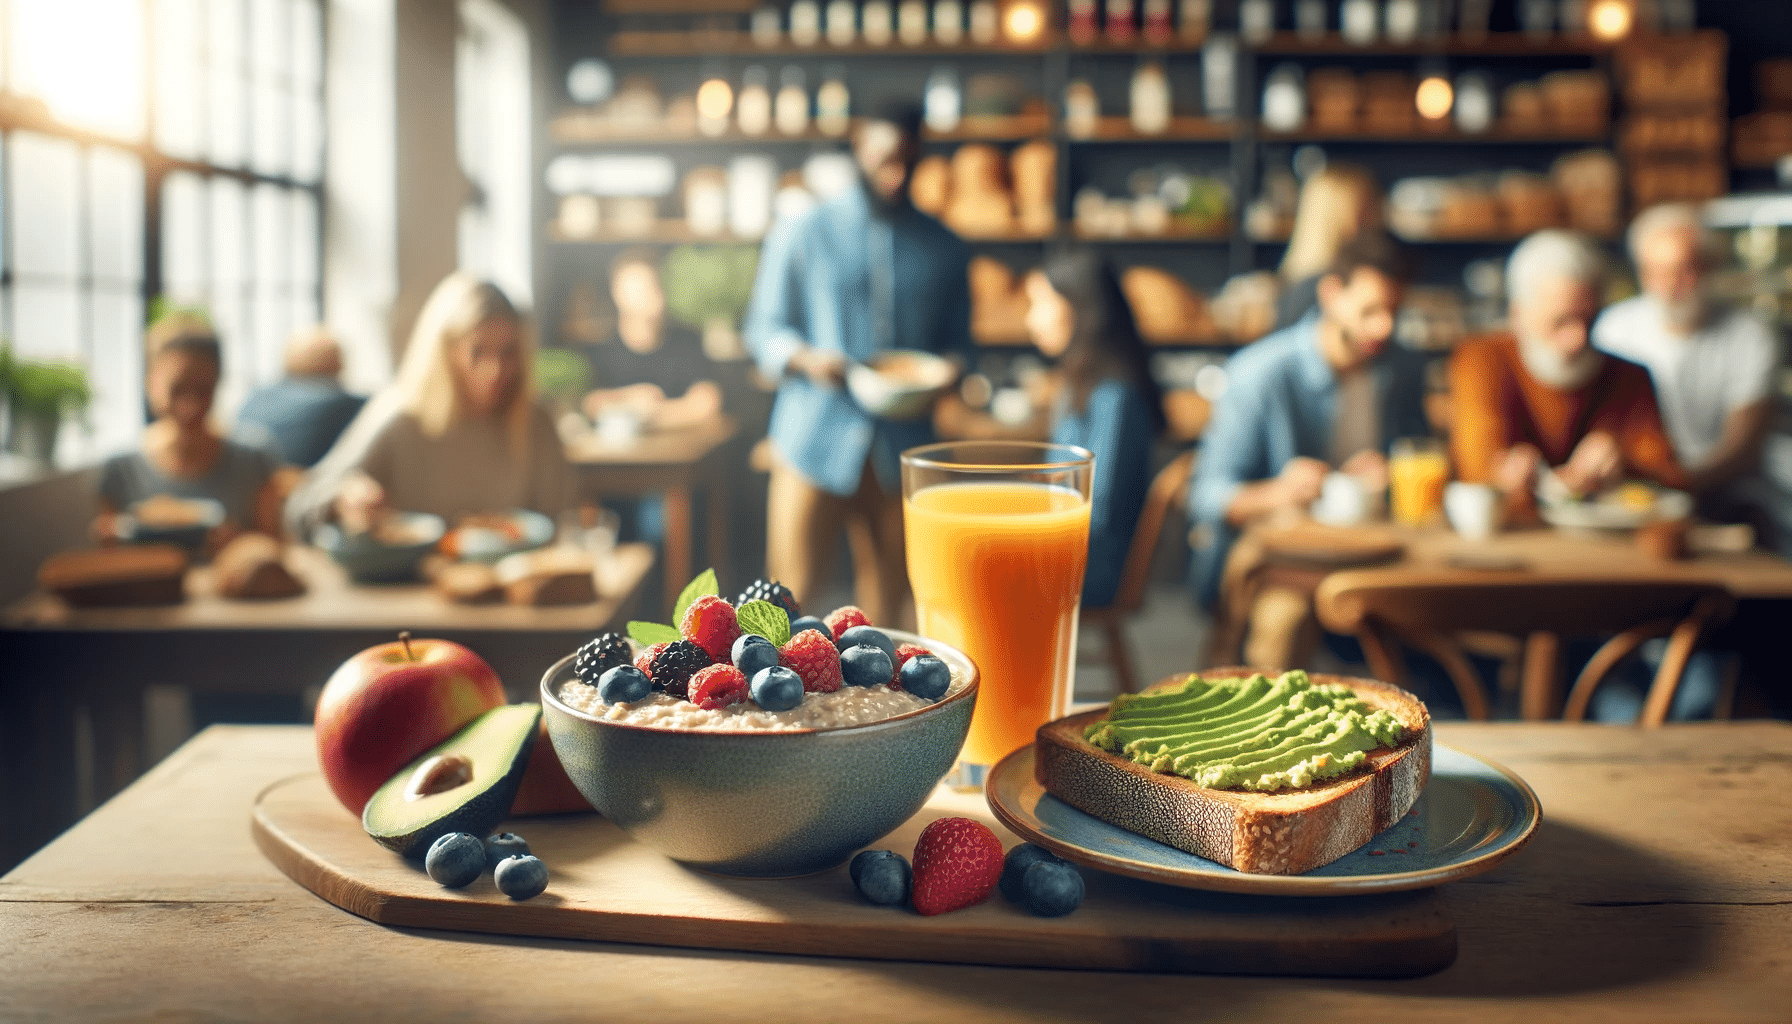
[901,441,1093,789]
[1390,437,1450,527]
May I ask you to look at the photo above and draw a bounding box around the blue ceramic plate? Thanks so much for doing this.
[986,743,1541,896]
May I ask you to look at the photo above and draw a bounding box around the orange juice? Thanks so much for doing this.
[904,481,1091,768]
[1390,445,1450,526]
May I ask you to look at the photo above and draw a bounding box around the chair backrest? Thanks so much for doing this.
[1104,450,1195,614]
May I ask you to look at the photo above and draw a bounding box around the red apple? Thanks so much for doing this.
[314,632,506,815]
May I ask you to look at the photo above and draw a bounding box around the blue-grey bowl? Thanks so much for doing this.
[314,512,447,584]
[541,629,979,877]
[448,509,555,563]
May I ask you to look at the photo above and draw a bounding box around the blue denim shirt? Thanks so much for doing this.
[744,183,972,496]
[1187,312,1430,607]
[1051,377,1156,607]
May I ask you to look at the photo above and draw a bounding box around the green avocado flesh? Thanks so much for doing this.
[362,703,541,859]
[1083,671,1407,792]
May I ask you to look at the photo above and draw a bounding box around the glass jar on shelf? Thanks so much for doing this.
[862,0,894,44]
[1340,0,1378,45]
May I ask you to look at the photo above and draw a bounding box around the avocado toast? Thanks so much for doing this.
[1035,668,1431,875]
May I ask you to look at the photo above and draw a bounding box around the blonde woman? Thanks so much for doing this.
[1273,163,1382,331]
[286,274,575,535]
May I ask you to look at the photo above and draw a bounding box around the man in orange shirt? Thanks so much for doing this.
[1450,229,1684,511]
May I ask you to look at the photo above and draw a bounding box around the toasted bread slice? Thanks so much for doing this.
[1036,668,1431,875]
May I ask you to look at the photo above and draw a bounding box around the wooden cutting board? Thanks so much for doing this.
[252,771,1456,978]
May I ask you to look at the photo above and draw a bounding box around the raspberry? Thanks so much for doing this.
[573,632,633,686]
[688,664,749,710]
[891,643,932,690]
[823,605,871,643]
[634,642,668,679]
[911,817,1004,916]
[735,578,801,621]
[680,595,741,663]
[649,640,713,700]
[779,629,844,693]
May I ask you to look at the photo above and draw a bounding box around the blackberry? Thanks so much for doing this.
[649,639,713,700]
[573,632,633,686]
[735,578,801,621]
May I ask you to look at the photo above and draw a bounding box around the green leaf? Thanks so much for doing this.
[671,567,719,627]
[627,621,680,646]
[736,600,791,647]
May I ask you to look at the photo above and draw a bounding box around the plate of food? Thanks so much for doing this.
[440,509,555,563]
[115,494,226,553]
[986,668,1540,896]
[846,349,957,421]
[1538,480,1694,532]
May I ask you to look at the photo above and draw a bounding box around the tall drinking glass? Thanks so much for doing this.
[1389,436,1450,527]
[901,441,1093,789]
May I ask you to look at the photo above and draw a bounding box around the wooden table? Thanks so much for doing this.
[3,722,1786,1023]
[565,415,739,599]
[0,543,654,874]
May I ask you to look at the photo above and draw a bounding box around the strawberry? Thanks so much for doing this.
[779,629,844,693]
[910,817,1004,916]
[681,594,741,663]
[634,642,668,679]
[823,605,871,643]
[891,643,932,690]
[688,664,749,710]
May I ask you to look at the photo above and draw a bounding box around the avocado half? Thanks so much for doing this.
[362,703,541,859]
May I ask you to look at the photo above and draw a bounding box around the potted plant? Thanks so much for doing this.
[662,245,760,361]
[0,346,92,465]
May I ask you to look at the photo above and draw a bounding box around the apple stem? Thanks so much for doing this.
[399,631,415,661]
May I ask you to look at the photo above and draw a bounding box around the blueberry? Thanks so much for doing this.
[494,854,549,900]
[750,665,804,711]
[733,634,781,677]
[1020,860,1084,917]
[899,654,952,700]
[483,832,530,870]
[850,849,911,906]
[840,644,895,688]
[424,832,485,888]
[835,625,895,661]
[999,843,1062,904]
[790,615,827,638]
[597,664,652,703]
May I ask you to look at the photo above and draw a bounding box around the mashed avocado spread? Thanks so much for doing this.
[1083,671,1407,792]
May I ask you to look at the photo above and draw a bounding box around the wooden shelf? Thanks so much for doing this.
[1069,116,1234,143]
[1248,31,1611,57]
[551,114,1050,147]
[608,30,1058,58]
[1261,127,1609,145]
[1074,225,1231,243]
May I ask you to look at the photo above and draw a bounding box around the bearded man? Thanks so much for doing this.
[1450,229,1684,513]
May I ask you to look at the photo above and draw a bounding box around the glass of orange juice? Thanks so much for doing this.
[901,441,1093,789]
[1389,437,1451,526]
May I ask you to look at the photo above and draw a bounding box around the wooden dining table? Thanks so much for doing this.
[0,542,654,876]
[564,414,739,600]
[2,720,1786,1023]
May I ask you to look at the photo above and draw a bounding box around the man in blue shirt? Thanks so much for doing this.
[234,327,365,468]
[744,100,972,627]
[1189,234,1430,667]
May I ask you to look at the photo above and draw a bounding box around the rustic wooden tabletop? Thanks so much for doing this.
[3,722,1787,1023]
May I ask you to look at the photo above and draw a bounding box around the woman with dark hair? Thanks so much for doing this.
[1026,249,1164,606]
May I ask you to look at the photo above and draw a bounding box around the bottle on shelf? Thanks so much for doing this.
[1106,0,1137,44]
[899,0,929,44]
[1064,79,1099,138]
[934,0,964,44]
[1340,0,1378,45]
[924,67,962,132]
[1261,63,1306,132]
[751,5,782,47]
[1558,0,1588,37]
[775,65,810,135]
[1519,0,1555,39]
[969,0,999,43]
[1454,71,1494,134]
[1295,0,1326,40]
[737,66,773,136]
[826,0,858,45]
[863,0,895,44]
[1178,0,1210,43]
[790,1,822,45]
[1238,0,1274,45]
[729,155,778,240]
[1067,0,1099,45]
[1201,32,1236,120]
[816,68,851,136]
[1458,0,1493,40]
[1130,60,1171,135]
[1385,0,1420,42]
[1142,0,1173,45]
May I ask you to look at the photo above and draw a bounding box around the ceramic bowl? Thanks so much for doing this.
[846,349,956,420]
[116,497,226,554]
[541,629,978,877]
[445,509,555,563]
[314,512,447,584]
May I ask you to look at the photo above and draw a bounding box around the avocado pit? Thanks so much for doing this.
[404,754,474,801]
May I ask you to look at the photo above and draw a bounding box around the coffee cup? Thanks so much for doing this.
[1312,472,1369,527]
[1444,482,1500,541]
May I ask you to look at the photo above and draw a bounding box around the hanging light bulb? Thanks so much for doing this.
[1416,75,1454,121]
[1588,0,1633,42]
[1003,0,1045,43]
[696,78,734,136]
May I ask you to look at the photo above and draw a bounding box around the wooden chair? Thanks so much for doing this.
[1314,570,1735,726]
[1081,451,1195,694]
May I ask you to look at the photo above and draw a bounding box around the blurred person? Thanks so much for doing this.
[1273,164,1383,332]
[286,274,574,535]
[581,248,723,431]
[743,98,972,627]
[1594,202,1788,552]
[234,325,366,468]
[94,311,285,546]
[1023,250,1165,607]
[1189,234,1429,670]
[1450,229,1683,516]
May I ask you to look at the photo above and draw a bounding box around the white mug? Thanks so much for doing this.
[1444,482,1500,541]
[1312,472,1369,527]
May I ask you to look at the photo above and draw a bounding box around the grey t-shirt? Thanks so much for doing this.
[98,441,277,528]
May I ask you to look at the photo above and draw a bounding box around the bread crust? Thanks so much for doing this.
[1035,668,1431,875]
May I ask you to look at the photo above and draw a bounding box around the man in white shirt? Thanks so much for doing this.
[1593,202,1785,549]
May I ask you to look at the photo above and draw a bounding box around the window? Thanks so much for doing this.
[457,0,532,308]
[0,0,323,466]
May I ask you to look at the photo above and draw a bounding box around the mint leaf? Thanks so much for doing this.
[627,621,680,646]
[671,567,719,628]
[736,599,791,647]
